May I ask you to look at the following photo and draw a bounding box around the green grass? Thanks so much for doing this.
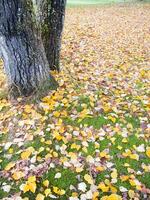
[67,0,150,6]
[67,0,132,5]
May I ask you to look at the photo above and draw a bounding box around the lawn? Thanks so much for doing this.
[67,0,132,5]
[0,2,150,200]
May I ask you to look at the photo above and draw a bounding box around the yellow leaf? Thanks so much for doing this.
[45,140,52,145]
[8,148,13,154]
[38,147,45,153]
[103,104,111,112]
[122,138,128,143]
[5,162,15,171]
[98,183,109,192]
[104,179,110,185]
[24,105,32,113]
[53,151,58,157]
[111,170,118,179]
[122,149,131,157]
[84,174,94,184]
[53,111,60,117]
[40,138,45,143]
[23,198,29,200]
[108,116,116,123]
[28,176,36,183]
[62,98,68,104]
[129,179,136,186]
[142,164,150,172]
[43,180,49,187]
[53,131,62,141]
[96,166,105,172]
[110,137,116,143]
[71,143,80,150]
[101,194,122,200]
[124,163,130,167]
[100,151,107,158]
[120,175,129,182]
[130,154,139,160]
[45,153,52,159]
[101,196,108,200]
[82,147,88,153]
[72,192,78,197]
[59,126,65,134]
[53,187,65,195]
[92,191,99,200]
[23,184,30,193]
[117,146,122,150]
[12,171,25,180]
[59,189,66,195]
[28,182,36,193]
[44,188,51,197]
[21,150,31,160]
[107,194,122,200]
[53,186,59,194]
[146,147,150,158]
[76,167,84,173]
[110,185,117,193]
[36,193,45,200]
[128,190,135,198]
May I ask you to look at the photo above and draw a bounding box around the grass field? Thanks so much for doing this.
[67,0,150,5]
[0,2,150,200]
[67,0,132,5]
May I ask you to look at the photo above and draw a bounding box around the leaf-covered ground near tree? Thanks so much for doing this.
[0,3,150,200]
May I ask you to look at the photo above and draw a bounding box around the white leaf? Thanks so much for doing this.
[80,194,87,200]
[69,197,79,200]
[111,178,117,183]
[70,185,76,190]
[106,162,114,168]
[78,182,87,192]
[31,156,36,163]
[49,194,57,198]
[119,186,128,192]
[55,172,61,179]
[73,131,79,136]
[4,142,12,150]
[20,184,25,191]
[2,185,11,193]
[15,197,22,200]
[82,141,88,147]
[136,144,145,152]
[85,190,93,199]
[90,184,97,192]
[50,163,55,168]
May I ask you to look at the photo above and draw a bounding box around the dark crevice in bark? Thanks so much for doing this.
[48,0,66,71]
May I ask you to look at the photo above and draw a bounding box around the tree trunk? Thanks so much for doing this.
[0,0,57,98]
[34,0,66,71]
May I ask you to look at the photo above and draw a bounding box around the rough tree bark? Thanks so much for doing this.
[33,0,66,71]
[0,0,57,98]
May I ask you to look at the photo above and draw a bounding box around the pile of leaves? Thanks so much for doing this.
[0,3,150,200]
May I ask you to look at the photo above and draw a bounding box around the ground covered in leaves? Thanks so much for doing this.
[0,3,150,200]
